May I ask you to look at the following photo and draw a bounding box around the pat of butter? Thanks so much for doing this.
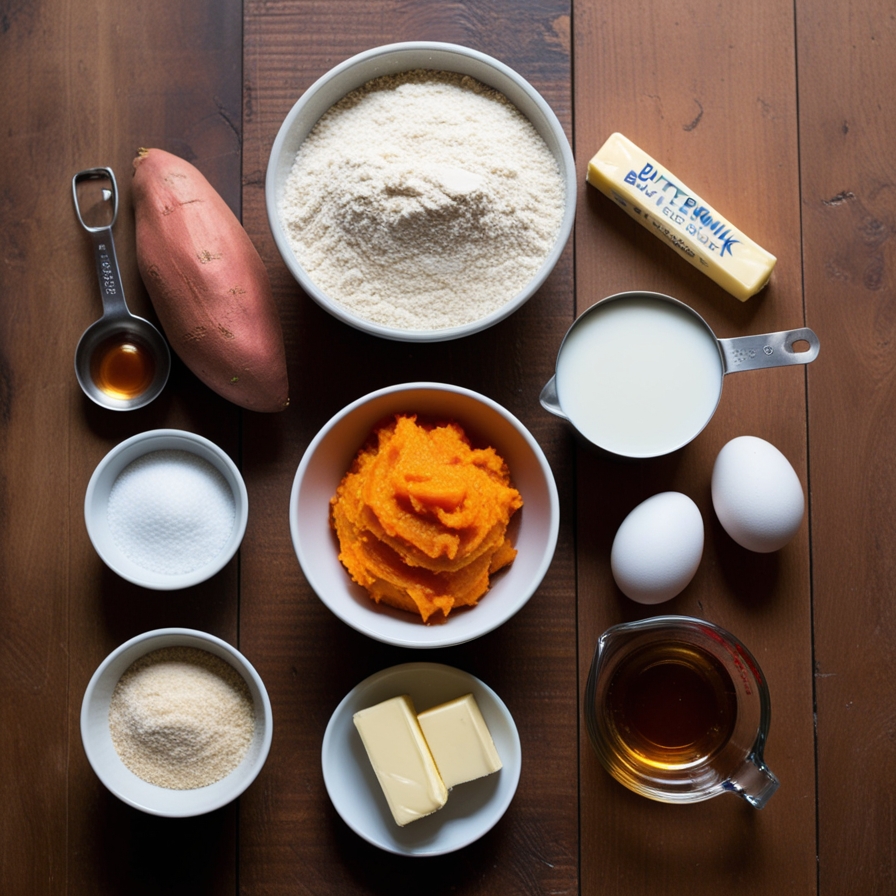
[353,695,447,827]
[587,132,776,301]
[417,693,502,789]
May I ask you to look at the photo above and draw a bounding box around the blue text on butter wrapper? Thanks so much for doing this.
[624,164,741,258]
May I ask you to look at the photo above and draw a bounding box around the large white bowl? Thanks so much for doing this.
[322,662,521,856]
[265,41,577,342]
[80,628,273,817]
[84,429,248,590]
[290,382,559,648]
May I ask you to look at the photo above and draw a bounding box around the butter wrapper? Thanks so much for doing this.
[587,132,776,301]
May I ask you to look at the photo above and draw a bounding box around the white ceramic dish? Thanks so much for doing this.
[84,429,248,590]
[322,662,521,856]
[289,382,560,648]
[265,41,576,342]
[80,628,272,818]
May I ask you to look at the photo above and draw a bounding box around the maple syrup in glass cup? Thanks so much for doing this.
[585,615,779,808]
[73,167,170,410]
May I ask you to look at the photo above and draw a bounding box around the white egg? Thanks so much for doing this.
[711,435,805,553]
[610,492,704,605]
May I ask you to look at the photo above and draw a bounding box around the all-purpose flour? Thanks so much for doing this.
[280,70,566,330]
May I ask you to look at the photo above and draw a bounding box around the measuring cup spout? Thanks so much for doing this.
[723,752,780,809]
[539,375,566,420]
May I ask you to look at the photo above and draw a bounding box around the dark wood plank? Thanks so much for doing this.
[797,1,896,893]
[0,1,243,893]
[240,2,577,893]
[574,1,817,893]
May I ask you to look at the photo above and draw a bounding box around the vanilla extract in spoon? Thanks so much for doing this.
[89,331,157,400]
[73,166,170,410]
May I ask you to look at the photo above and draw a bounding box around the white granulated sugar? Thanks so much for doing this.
[280,70,566,330]
[107,449,236,576]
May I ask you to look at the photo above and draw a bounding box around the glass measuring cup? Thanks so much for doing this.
[73,167,170,410]
[584,615,779,808]
[540,291,819,459]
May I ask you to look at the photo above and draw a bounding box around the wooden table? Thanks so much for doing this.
[2,1,893,893]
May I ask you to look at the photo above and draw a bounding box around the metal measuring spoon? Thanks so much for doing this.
[73,167,170,410]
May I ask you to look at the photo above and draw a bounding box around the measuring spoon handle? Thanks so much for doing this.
[73,167,131,320]
[719,327,820,373]
[88,227,131,320]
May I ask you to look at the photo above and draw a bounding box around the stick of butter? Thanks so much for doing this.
[353,695,447,827]
[587,132,776,301]
[417,693,503,790]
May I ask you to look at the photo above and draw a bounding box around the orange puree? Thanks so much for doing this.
[330,414,523,623]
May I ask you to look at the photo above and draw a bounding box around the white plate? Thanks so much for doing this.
[321,662,521,856]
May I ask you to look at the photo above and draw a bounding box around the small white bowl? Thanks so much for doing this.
[322,662,521,856]
[84,429,248,590]
[80,628,273,818]
[265,41,576,342]
[289,382,560,648]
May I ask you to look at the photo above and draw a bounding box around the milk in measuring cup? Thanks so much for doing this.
[555,296,723,457]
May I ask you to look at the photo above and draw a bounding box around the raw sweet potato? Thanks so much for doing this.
[132,147,288,412]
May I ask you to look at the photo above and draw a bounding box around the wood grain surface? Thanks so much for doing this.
[798,2,896,894]
[0,1,893,894]
[574,2,814,893]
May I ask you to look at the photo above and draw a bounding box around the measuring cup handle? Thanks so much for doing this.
[539,375,567,420]
[723,752,780,809]
[719,327,820,373]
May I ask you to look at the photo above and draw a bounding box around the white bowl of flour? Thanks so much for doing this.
[84,429,248,590]
[266,42,576,342]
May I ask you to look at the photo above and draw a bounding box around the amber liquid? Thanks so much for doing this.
[605,641,738,771]
[90,333,156,400]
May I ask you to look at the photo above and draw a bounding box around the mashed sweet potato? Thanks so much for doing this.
[330,414,523,623]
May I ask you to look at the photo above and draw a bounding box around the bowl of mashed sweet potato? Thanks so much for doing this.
[289,382,560,648]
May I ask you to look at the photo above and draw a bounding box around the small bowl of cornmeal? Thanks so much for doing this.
[80,628,273,817]
[266,41,576,342]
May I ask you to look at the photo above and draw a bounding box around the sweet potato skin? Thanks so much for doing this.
[132,148,289,412]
